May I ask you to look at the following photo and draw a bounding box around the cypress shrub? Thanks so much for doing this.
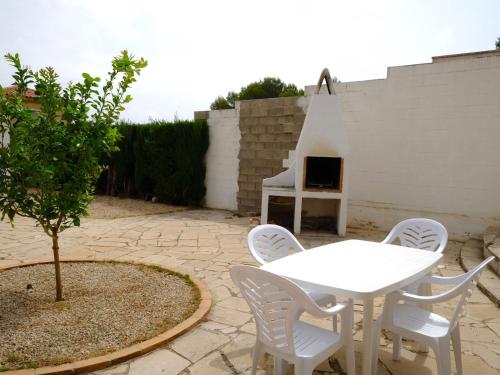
[97,119,209,206]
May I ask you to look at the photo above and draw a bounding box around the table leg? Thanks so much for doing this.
[362,299,375,375]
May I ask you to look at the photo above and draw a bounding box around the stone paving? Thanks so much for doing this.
[1,208,500,374]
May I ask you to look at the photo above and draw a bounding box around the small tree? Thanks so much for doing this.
[0,51,147,301]
[496,37,500,49]
[210,77,305,110]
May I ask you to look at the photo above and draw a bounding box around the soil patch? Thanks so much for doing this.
[88,195,187,219]
[0,262,199,371]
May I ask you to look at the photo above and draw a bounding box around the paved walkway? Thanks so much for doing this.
[1,209,500,374]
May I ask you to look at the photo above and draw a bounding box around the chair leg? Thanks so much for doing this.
[371,318,382,373]
[392,333,401,361]
[274,356,288,375]
[332,295,338,332]
[251,344,263,375]
[451,327,463,375]
[295,359,314,375]
[342,299,355,375]
[435,338,451,375]
[345,328,356,375]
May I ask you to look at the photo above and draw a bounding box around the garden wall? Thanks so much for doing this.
[201,50,500,239]
[237,97,305,215]
[196,108,240,211]
[323,50,500,239]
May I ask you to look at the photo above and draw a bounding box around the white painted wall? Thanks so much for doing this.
[204,105,240,210]
[307,53,500,239]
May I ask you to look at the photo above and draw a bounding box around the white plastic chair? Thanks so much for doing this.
[248,224,307,264]
[230,265,355,375]
[248,224,337,327]
[372,257,494,375]
[383,218,449,321]
[382,218,448,253]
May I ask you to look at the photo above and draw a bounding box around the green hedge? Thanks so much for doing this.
[97,119,209,206]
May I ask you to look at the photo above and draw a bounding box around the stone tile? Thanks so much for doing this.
[220,332,257,372]
[461,325,500,344]
[333,349,390,375]
[0,259,22,268]
[185,351,233,375]
[91,363,129,374]
[216,296,251,313]
[469,289,493,304]
[378,346,438,375]
[170,328,231,362]
[461,352,500,375]
[210,285,232,303]
[241,369,267,374]
[179,232,198,240]
[200,321,232,332]
[486,321,500,337]
[221,326,238,334]
[206,264,228,272]
[180,253,214,261]
[198,239,219,247]
[157,241,178,247]
[178,240,197,247]
[128,349,190,375]
[466,304,500,321]
[239,322,257,335]
[463,341,500,369]
[208,306,253,326]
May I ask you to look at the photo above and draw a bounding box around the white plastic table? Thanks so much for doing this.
[261,239,443,375]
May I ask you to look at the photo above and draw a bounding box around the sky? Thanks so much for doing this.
[1,0,499,122]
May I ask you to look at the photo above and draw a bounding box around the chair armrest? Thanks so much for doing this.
[381,233,395,244]
[305,300,351,318]
[419,273,468,285]
[396,257,493,304]
[392,282,468,304]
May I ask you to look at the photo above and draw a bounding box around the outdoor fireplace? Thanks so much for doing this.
[260,68,349,235]
[304,156,343,191]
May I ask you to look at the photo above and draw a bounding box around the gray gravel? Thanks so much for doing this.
[0,262,199,369]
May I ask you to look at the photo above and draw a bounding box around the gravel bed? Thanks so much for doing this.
[0,262,199,370]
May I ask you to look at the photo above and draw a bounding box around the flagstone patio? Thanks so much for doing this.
[1,207,499,374]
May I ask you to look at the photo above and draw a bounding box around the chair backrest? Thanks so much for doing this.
[448,257,494,332]
[382,218,448,253]
[248,224,305,265]
[230,265,310,356]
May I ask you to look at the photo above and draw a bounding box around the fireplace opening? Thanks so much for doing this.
[267,196,295,229]
[302,198,338,233]
[304,157,343,191]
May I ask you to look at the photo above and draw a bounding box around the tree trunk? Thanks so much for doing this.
[106,164,113,196]
[51,230,63,301]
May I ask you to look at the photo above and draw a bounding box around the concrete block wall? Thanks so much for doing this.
[197,108,240,211]
[237,97,305,215]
